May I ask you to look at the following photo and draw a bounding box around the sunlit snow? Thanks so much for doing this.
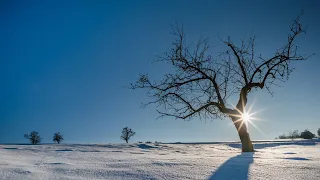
[1,140,319,180]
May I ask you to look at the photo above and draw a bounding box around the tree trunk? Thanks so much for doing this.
[231,117,254,152]
[126,139,128,143]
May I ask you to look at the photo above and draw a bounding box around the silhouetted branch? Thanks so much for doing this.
[131,12,309,120]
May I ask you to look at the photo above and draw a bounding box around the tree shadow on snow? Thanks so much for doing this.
[209,152,254,180]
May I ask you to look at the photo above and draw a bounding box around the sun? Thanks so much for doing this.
[229,101,265,135]
[242,112,251,123]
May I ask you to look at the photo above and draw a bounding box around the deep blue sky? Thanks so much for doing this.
[1,0,319,144]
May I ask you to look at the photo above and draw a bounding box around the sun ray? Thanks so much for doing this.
[237,119,245,132]
[248,108,265,116]
[232,118,244,124]
[248,117,265,121]
[247,120,266,136]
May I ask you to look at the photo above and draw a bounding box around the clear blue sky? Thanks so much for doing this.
[1,0,319,144]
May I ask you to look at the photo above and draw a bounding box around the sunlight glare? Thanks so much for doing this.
[242,112,251,123]
[228,100,266,136]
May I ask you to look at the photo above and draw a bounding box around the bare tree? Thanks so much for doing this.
[288,130,300,140]
[24,131,41,145]
[121,127,136,143]
[53,132,64,144]
[318,128,320,137]
[131,13,310,152]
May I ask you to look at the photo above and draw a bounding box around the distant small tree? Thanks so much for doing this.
[121,127,135,143]
[277,134,287,139]
[317,128,320,137]
[53,132,64,144]
[300,129,315,139]
[24,131,41,145]
[289,130,300,140]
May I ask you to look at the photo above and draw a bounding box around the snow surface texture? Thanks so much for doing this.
[0,140,319,180]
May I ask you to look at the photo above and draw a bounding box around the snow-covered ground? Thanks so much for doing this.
[0,140,319,180]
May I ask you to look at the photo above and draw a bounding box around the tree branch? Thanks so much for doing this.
[226,42,249,84]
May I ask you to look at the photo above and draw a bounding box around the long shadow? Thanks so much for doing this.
[208,152,254,180]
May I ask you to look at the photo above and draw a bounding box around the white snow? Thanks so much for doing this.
[0,140,319,180]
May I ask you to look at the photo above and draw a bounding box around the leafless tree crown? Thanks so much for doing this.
[132,13,309,120]
[53,132,64,144]
[24,131,41,145]
[121,127,136,143]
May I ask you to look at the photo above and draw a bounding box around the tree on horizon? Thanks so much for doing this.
[121,127,136,143]
[131,13,310,152]
[24,131,41,145]
[300,129,315,139]
[53,132,64,144]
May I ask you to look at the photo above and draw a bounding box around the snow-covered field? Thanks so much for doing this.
[1,140,319,180]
